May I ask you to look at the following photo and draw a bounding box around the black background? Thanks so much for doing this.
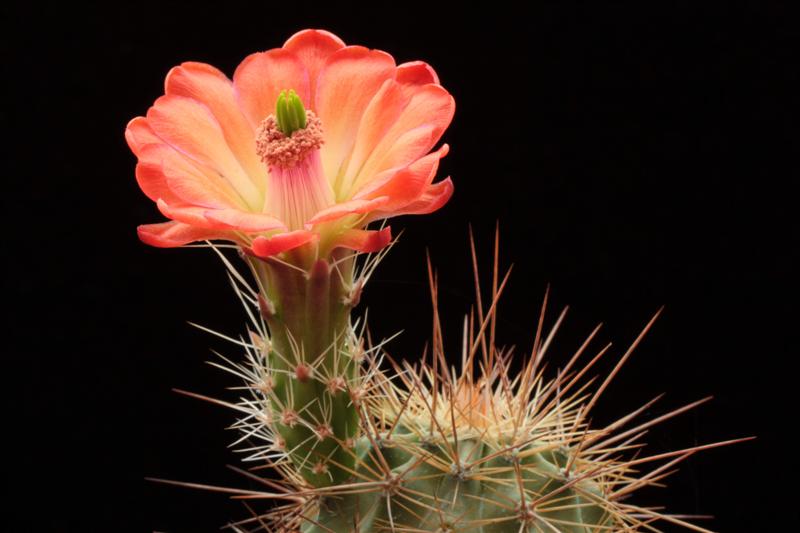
[5,2,795,532]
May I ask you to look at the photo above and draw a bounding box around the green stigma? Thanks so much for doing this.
[275,89,307,136]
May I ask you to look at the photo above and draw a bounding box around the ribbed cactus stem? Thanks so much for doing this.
[246,248,361,487]
[303,434,609,533]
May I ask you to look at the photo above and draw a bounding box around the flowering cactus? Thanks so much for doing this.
[131,29,743,532]
[127,28,454,487]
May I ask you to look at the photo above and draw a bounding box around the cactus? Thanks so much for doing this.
[128,28,745,533]
[181,240,743,533]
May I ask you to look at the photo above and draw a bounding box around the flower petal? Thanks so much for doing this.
[396,60,440,86]
[125,116,161,156]
[135,160,182,205]
[305,196,390,226]
[348,123,437,195]
[137,143,241,209]
[204,209,286,232]
[137,221,232,247]
[349,84,454,190]
[374,178,454,218]
[251,230,318,258]
[332,227,392,253]
[340,79,409,195]
[157,198,216,228]
[316,46,396,186]
[283,29,345,106]
[354,144,448,209]
[165,62,264,184]
[146,95,262,207]
[233,49,310,130]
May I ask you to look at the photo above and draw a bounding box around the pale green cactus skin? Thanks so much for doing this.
[304,436,609,533]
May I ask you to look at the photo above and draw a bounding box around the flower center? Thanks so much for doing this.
[256,89,324,169]
[255,89,332,231]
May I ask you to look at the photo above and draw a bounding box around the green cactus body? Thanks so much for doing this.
[303,429,610,532]
[245,250,362,487]
[204,247,730,533]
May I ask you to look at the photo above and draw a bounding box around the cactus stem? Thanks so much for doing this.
[294,363,312,382]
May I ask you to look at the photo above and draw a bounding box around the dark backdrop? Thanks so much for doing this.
[5,2,795,531]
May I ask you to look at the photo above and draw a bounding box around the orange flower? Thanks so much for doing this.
[126,29,454,258]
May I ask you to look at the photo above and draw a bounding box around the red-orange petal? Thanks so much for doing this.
[203,209,286,232]
[374,178,454,219]
[125,116,161,156]
[233,48,310,130]
[146,95,261,204]
[283,29,346,107]
[165,62,264,184]
[333,227,393,253]
[350,84,454,187]
[343,79,410,189]
[135,159,183,205]
[137,221,232,247]
[137,143,240,209]
[316,46,396,182]
[350,124,438,193]
[354,144,448,209]
[305,196,390,226]
[396,61,440,86]
[156,198,216,228]
[251,230,318,258]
